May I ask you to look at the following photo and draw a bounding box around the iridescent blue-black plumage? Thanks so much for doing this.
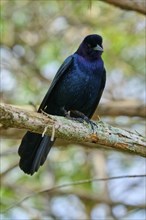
[18,34,106,175]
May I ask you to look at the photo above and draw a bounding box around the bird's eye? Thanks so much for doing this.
[87,44,91,48]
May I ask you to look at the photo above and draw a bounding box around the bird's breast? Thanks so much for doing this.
[50,56,104,116]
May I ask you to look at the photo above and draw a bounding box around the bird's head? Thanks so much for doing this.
[76,34,103,60]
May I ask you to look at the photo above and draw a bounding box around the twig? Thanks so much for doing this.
[51,124,55,141]
[3,174,146,213]
[42,124,49,137]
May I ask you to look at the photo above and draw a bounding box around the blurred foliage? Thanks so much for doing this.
[0,0,145,219]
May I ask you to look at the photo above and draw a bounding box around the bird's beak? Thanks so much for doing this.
[93,44,104,52]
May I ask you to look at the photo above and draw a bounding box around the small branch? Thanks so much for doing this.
[1,163,18,178]
[48,189,146,210]
[0,103,146,157]
[3,174,146,213]
[100,0,146,15]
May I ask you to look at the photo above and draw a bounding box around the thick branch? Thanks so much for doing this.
[1,100,145,139]
[0,103,146,157]
[101,0,146,15]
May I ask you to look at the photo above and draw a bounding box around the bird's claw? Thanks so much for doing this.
[88,120,98,134]
[64,109,98,134]
[74,117,98,134]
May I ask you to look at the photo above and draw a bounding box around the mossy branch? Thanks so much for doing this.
[0,103,146,157]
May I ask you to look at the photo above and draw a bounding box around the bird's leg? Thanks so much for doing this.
[61,108,97,133]
[61,108,84,122]
[70,110,88,122]
[60,107,71,119]
[70,110,98,134]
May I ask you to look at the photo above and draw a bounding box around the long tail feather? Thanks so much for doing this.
[18,131,54,175]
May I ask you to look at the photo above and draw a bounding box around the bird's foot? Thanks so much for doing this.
[67,110,98,134]
[87,120,98,134]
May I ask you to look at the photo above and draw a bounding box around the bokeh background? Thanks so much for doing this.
[0,0,146,219]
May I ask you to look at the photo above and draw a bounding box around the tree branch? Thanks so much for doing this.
[3,174,146,213]
[1,100,145,139]
[100,0,146,15]
[47,189,146,210]
[95,100,146,118]
[0,103,146,157]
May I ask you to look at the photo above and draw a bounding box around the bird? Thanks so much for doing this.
[18,34,106,175]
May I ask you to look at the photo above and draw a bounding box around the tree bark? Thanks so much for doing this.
[101,0,146,15]
[0,103,146,157]
[1,100,145,139]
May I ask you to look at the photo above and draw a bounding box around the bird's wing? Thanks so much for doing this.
[89,68,106,118]
[38,55,73,112]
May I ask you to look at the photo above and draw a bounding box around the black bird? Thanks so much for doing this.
[18,34,106,175]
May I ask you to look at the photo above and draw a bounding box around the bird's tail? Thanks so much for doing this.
[18,131,54,175]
